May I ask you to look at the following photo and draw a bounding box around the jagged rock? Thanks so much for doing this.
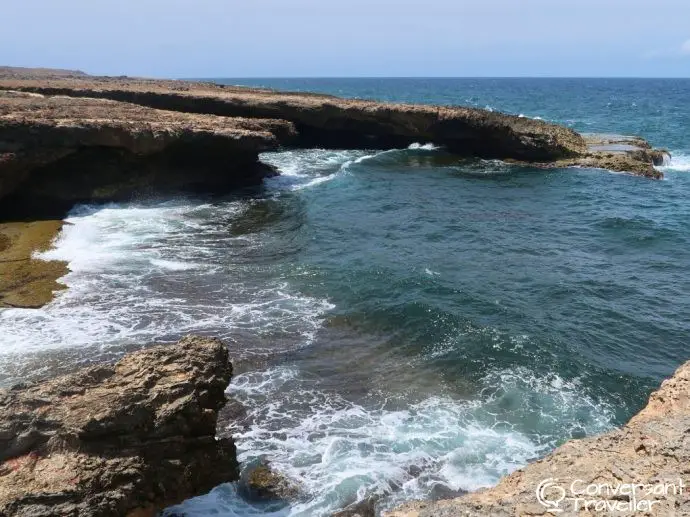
[0,336,239,517]
[386,359,690,516]
[242,461,299,502]
[0,90,296,217]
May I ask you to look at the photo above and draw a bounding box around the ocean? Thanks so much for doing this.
[1,78,689,516]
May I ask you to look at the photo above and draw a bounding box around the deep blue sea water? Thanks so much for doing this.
[1,79,689,516]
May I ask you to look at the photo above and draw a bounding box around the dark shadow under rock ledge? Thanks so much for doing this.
[0,336,239,517]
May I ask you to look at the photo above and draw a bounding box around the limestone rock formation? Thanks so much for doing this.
[0,76,587,161]
[0,336,239,517]
[551,134,669,179]
[386,359,690,517]
[0,90,296,217]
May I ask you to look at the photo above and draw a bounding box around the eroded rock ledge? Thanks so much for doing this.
[386,359,690,517]
[0,74,669,181]
[0,90,296,218]
[0,336,239,517]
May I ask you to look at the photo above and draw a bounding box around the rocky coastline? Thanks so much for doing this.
[1,68,684,517]
[0,70,669,308]
[1,335,689,517]
[0,71,668,220]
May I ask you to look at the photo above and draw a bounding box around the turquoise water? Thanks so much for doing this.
[1,79,689,515]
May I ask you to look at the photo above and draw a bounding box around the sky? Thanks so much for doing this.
[2,0,689,78]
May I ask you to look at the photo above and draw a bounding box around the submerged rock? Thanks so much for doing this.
[0,336,239,517]
[332,496,378,517]
[386,358,690,516]
[242,461,300,502]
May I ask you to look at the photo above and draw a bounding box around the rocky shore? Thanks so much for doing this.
[1,334,689,517]
[0,336,239,517]
[0,71,668,217]
[386,359,690,517]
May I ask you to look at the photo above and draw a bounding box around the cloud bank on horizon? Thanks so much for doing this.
[2,0,689,77]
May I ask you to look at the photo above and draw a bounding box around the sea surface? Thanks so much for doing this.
[1,78,689,516]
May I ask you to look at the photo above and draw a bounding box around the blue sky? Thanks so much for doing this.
[2,0,689,77]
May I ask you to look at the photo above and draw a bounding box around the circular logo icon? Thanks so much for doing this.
[536,478,566,513]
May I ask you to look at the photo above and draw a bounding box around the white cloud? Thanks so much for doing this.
[643,39,690,59]
[681,39,690,55]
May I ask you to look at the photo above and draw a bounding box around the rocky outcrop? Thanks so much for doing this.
[0,336,239,517]
[0,90,296,218]
[386,359,690,517]
[549,134,669,179]
[0,76,587,162]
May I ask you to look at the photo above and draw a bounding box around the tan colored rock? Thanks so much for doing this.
[0,336,239,517]
[386,360,690,516]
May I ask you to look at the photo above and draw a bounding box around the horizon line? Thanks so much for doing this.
[185,75,690,81]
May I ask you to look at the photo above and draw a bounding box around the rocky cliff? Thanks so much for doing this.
[0,90,295,218]
[0,336,239,517]
[386,359,690,517]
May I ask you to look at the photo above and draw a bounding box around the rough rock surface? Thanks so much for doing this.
[0,76,587,162]
[0,90,296,216]
[386,359,690,517]
[0,336,239,517]
[243,462,300,502]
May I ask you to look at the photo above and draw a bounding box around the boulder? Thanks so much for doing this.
[242,461,299,502]
[0,336,239,517]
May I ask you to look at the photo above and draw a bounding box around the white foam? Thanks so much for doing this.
[657,152,690,172]
[167,363,614,517]
[407,143,440,151]
[261,146,442,193]
[0,200,333,357]
[262,149,372,191]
